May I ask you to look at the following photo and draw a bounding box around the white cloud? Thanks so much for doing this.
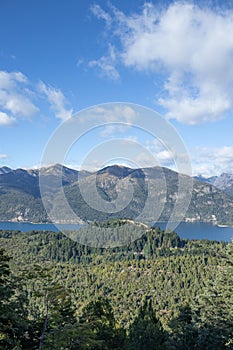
[99,124,128,137]
[91,3,233,124]
[0,71,38,122]
[134,144,233,176]
[159,93,231,125]
[90,4,112,28]
[1,93,38,117]
[84,104,137,123]
[132,152,155,168]
[0,71,74,125]
[122,135,138,143]
[38,81,73,120]
[0,153,8,159]
[145,138,175,167]
[192,146,233,176]
[0,71,27,88]
[89,45,120,80]
[89,104,137,136]
[70,104,136,137]
[157,150,172,162]
[0,112,16,126]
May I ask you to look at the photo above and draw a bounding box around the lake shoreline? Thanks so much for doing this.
[0,220,232,242]
[2,218,233,228]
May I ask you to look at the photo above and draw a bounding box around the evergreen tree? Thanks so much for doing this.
[0,249,28,349]
[195,242,233,349]
[168,304,198,349]
[127,299,167,350]
[79,297,126,350]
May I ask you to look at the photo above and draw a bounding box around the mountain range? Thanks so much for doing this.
[196,173,233,197]
[1,164,233,225]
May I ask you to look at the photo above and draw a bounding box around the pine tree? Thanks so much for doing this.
[79,297,126,350]
[168,304,198,349]
[195,242,233,349]
[127,299,167,350]
[0,249,27,349]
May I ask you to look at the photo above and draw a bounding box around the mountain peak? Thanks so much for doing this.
[98,164,133,178]
[0,166,12,175]
[219,172,233,178]
[40,163,75,175]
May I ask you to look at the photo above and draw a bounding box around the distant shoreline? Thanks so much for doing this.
[0,220,232,242]
[1,219,233,229]
[0,219,84,225]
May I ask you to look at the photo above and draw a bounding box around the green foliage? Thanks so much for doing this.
[127,299,167,350]
[0,249,28,349]
[194,242,233,349]
[79,297,125,350]
[0,188,47,222]
[167,304,198,349]
[0,225,232,349]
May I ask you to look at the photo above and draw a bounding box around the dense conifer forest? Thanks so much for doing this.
[0,221,232,349]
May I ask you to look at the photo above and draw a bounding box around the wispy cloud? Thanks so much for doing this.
[0,111,16,126]
[89,5,119,80]
[90,104,137,137]
[38,81,73,120]
[90,4,112,28]
[89,45,120,80]
[145,138,175,168]
[192,146,233,176]
[0,71,74,125]
[0,71,38,124]
[92,104,137,123]
[91,3,233,124]
[0,153,8,159]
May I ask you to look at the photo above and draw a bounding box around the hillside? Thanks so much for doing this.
[1,164,233,224]
[0,224,232,349]
[196,172,233,197]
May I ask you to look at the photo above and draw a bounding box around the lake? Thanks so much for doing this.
[0,221,232,242]
[155,222,233,242]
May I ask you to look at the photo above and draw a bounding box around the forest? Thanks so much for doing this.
[0,220,232,349]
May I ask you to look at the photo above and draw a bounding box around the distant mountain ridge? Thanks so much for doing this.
[0,166,12,175]
[194,175,217,185]
[195,172,233,197]
[1,164,233,225]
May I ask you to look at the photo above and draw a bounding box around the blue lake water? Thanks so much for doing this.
[0,221,82,232]
[155,222,233,242]
[0,221,232,242]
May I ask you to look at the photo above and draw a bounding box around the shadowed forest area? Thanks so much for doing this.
[0,222,232,349]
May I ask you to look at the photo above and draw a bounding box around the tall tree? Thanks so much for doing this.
[127,299,167,350]
[168,304,198,349]
[0,249,28,349]
[79,297,126,350]
[195,242,233,349]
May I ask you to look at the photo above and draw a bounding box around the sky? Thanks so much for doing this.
[1,0,233,176]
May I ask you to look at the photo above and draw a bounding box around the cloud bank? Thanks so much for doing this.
[91,2,233,125]
[0,71,38,125]
[192,146,233,176]
[0,70,73,126]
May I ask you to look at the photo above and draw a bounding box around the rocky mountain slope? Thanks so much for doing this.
[195,173,233,197]
[1,164,233,224]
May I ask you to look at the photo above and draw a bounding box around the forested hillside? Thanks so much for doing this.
[0,222,232,349]
[2,164,233,225]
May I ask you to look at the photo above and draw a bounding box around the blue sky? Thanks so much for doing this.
[1,0,233,176]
